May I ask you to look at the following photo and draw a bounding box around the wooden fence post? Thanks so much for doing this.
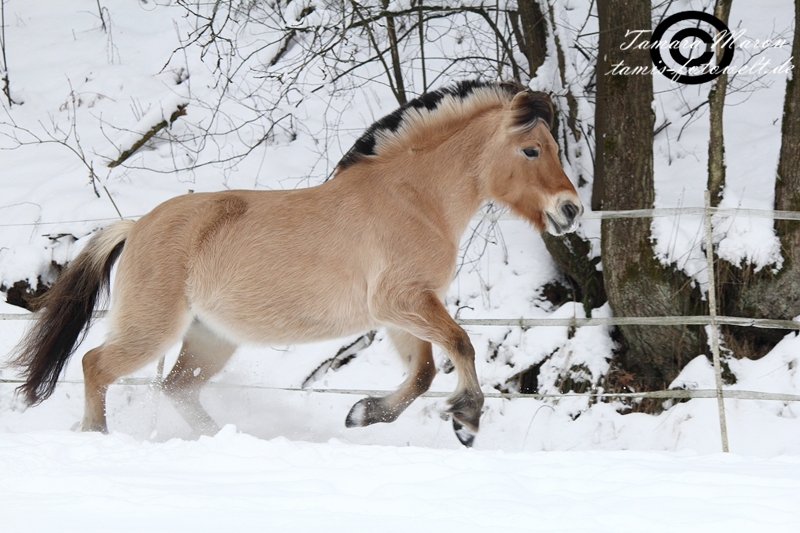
[704,190,729,452]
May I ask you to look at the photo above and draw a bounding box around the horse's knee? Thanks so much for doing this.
[445,330,480,390]
[451,329,475,361]
[414,358,436,393]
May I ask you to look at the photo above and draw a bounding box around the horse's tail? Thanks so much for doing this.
[11,220,135,405]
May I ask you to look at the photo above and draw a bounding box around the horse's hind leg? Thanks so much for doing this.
[82,331,189,432]
[81,345,117,432]
[368,290,483,447]
[162,321,237,436]
[81,296,193,432]
[346,328,436,427]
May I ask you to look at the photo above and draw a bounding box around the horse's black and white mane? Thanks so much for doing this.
[336,80,554,171]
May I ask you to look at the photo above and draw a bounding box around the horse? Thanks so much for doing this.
[11,80,583,447]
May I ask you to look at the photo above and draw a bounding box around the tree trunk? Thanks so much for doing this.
[727,0,800,353]
[541,232,606,314]
[707,0,733,206]
[382,0,406,105]
[1,0,16,107]
[417,1,427,92]
[592,0,609,211]
[540,1,602,311]
[598,0,705,389]
[515,0,548,79]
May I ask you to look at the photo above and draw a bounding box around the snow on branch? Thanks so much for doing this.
[107,95,188,168]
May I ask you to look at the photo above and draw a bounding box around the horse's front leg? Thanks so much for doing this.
[363,289,484,447]
[346,328,436,427]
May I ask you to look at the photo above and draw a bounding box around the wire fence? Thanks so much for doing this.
[2,191,800,452]
[2,203,800,229]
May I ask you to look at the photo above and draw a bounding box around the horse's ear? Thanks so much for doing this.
[509,90,554,132]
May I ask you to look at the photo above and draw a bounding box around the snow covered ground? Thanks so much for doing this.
[3,427,800,533]
[2,1,800,529]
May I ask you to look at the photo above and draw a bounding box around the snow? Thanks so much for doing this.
[2,0,800,528]
[2,428,800,532]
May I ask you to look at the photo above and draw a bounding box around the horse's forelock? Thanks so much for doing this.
[510,92,554,132]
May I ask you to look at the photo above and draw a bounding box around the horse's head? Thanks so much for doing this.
[482,90,582,236]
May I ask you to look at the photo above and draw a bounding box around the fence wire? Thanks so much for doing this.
[1,377,799,403]
[2,204,800,229]
[2,199,800,452]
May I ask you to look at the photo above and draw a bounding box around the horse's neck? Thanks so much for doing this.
[392,114,495,241]
[334,108,499,242]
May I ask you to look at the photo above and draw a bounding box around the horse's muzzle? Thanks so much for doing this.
[545,200,583,236]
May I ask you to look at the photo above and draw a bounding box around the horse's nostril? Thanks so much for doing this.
[560,201,579,222]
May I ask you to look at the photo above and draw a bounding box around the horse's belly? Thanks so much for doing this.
[190,285,374,346]
[186,204,377,345]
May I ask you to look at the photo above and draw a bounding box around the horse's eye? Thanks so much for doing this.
[520,147,539,159]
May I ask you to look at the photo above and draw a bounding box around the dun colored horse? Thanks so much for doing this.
[12,80,582,446]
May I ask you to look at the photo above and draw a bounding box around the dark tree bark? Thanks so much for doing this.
[542,4,601,341]
[598,0,705,389]
[540,1,602,313]
[514,0,548,79]
[707,0,733,206]
[542,232,606,314]
[1,0,17,107]
[727,0,800,353]
[417,0,427,92]
[592,0,610,211]
[382,0,407,104]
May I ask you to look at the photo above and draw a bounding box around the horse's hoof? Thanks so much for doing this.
[446,389,483,447]
[346,397,401,427]
[345,398,369,427]
[452,418,477,448]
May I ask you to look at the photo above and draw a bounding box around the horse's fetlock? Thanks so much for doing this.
[80,416,108,433]
[447,389,483,430]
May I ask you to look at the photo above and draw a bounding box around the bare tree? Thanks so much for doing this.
[707,0,733,206]
[1,0,18,107]
[592,0,608,211]
[511,0,548,78]
[597,0,705,390]
[156,1,558,182]
[727,0,800,356]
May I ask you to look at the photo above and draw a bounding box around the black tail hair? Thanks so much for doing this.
[10,222,131,405]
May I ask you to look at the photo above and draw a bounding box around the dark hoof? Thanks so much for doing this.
[452,418,476,447]
[345,397,400,427]
[345,398,370,427]
[446,389,483,447]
